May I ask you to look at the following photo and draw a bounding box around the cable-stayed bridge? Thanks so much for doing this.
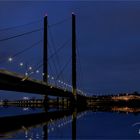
[0,13,90,106]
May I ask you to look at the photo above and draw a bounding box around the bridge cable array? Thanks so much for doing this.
[0,18,43,32]
[0,16,81,93]
[48,16,71,28]
[0,28,43,42]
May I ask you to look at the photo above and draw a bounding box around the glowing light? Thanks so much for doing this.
[23,97,29,100]
[51,77,54,80]
[72,12,75,15]
[19,62,23,66]
[36,133,39,138]
[47,75,50,78]
[36,70,39,73]
[139,129,140,134]
[25,72,28,76]
[23,108,29,111]
[28,66,32,70]
[42,73,44,76]
[8,57,13,62]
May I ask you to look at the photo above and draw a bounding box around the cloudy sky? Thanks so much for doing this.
[0,1,140,99]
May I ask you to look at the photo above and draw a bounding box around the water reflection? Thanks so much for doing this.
[90,105,140,114]
[43,124,48,140]
[72,108,77,140]
[0,107,87,139]
[0,106,140,139]
[112,106,140,114]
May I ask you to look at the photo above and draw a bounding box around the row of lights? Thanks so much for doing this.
[8,57,87,96]
[8,57,72,90]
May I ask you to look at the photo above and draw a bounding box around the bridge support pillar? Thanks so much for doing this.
[72,13,77,105]
[43,14,48,110]
[43,95,49,111]
[43,14,48,83]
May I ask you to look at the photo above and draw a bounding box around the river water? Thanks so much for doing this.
[0,106,140,139]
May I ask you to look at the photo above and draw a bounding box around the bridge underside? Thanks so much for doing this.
[0,69,73,98]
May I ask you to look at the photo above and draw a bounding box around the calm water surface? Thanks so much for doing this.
[0,106,140,139]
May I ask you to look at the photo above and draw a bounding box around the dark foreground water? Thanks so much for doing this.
[0,106,140,139]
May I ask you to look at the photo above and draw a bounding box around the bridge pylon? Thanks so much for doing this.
[43,14,48,108]
[43,14,48,83]
[72,13,77,103]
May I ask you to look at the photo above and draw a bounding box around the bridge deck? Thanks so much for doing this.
[0,69,73,98]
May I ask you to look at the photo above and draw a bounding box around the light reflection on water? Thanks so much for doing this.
[0,106,43,117]
[0,107,140,139]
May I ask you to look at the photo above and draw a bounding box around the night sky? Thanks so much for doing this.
[0,1,140,99]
